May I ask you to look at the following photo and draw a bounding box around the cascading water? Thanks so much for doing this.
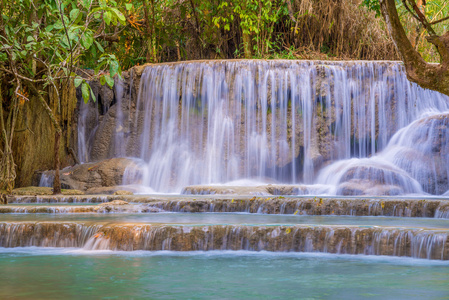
[77,60,449,194]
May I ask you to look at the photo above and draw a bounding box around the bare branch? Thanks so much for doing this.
[430,15,449,25]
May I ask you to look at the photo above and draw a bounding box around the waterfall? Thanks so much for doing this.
[77,60,449,194]
[1,222,448,259]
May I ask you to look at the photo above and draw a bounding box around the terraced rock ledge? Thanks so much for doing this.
[5,195,449,218]
[0,221,447,260]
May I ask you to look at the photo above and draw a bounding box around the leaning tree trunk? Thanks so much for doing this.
[379,0,449,97]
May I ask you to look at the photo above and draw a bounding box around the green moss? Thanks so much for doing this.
[11,186,84,196]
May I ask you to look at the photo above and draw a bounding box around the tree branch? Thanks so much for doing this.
[430,15,449,25]
[379,0,449,96]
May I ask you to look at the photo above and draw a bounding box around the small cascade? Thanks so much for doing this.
[0,206,96,214]
[5,196,449,218]
[0,222,448,260]
[77,60,449,195]
[316,157,423,196]
[0,222,102,248]
[383,114,449,194]
[136,197,449,218]
[38,171,54,187]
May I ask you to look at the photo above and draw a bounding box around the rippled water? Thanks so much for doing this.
[0,248,448,299]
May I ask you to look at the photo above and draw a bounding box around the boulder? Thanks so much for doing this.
[38,158,143,192]
[337,180,403,196]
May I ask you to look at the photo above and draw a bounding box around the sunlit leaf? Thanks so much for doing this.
[74,77,83,88]
[81,82,90,103]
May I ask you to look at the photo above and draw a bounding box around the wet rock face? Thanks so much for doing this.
[76,70,141,163]
[40,158,144,192]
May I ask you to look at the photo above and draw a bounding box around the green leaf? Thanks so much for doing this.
[104,74,114,88]
[74,77,83,88]
[109,61,118,77]
[81,32,93,49]
[125,3,132,10]
[81,82,90,103]
[104,11,112,25]
[70,9,80,21]
[90,86,96,102]
[100,76,106,86]
[54,21,63,30]
[110,8,126,25]
[94,60,107,74]
[94,41,104,53]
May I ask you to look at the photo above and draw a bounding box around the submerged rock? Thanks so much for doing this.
[182,185,270,196]
[85,185,140,195]
[182,184,327,196]
[95,200,164,213]
[99,200,129,206]
[114,190,134,195]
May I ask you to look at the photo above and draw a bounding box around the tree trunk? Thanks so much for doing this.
[53,130,61,195]
[242,32,252,58]
[379,0,449,97]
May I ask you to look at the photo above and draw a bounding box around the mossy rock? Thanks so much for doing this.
[113,190,134,195]
[11,186,84,196]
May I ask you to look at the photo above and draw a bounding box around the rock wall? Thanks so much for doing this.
[14,83,78,187]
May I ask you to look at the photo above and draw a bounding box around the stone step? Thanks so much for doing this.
[5,195,449,218]
[0,221,448,260]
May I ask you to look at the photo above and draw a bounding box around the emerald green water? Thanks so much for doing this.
[2,213,449,228]
[0,248,448,299]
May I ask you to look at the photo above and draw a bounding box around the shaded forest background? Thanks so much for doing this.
[89,0,448,67]
[98,0,399,66]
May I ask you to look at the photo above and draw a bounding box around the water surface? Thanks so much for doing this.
[1,213,449,228]
[0,248,448,299]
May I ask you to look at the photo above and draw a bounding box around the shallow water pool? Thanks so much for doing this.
[1,212,449,228]
[0,248,448,299]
